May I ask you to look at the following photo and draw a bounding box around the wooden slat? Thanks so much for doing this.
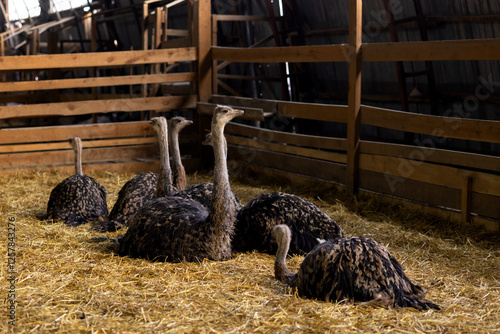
[196,0,211,102]
[346,0,363,195]
[225,123,347,151]
[197,102,268,121]
[278,101,348,123]
[362,39,500,62]
[213,14,269,22]
[0,121,155,145]
[360,141,500,172]
[226,134,347,164]
[212,45,350,63]
[0,48,197,70]
[0,137,158,154]
[228,145,346,184]
[0,95,198,120]
[361,105,500,144]
[359,153,500,197]
[461,176,473,223]
[0,73,196,92]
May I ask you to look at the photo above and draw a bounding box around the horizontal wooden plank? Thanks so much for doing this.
[0,73,195,92]
[0,121,155,145]
[0,137,159,154]
[362,39,500,61]
[225,123,347,151]
[213,14,269,22]
[361,105,500,144]
[226,134,347,164]
[197,102,268,121]
[359,153,500,197]
[278,101,348,123]
[360,141,500,173]
[0,145,159,170]
[0,48,197,71]
[212,45,349,63]
[228,145,346,184]
[0,95,198,120]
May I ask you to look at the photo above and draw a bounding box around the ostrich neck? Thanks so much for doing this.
[274,228,296,285]
[74,140,83,176]
[170,130,187,190]
[208,122,235,235]
[156,124,174,197]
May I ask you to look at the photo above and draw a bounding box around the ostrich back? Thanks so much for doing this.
[118,196,233,262]
[296,237,440,310]
[175,182,242,210]
[233,192,344,254]
[47,174,108,226]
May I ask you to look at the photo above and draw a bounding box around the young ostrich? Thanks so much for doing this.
[118,105,244,262]
[272,224,440,310]
[232,192,344,255]
[169,116,193,190]
[46,137,108,226]
[92,117,174,232]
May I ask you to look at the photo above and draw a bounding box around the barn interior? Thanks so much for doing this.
[0,0,499,332]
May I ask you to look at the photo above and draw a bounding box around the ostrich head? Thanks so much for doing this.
[212,105,244,129]
[150,117,168,134]
[169,116,193,134]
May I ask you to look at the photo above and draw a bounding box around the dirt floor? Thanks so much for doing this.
[1,170,499,333]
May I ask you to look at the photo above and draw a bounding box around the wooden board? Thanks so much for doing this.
[212,45,350,63]
[0,73,195,92]
[225,123,347,151]
[0,95,198,120]
[0,48,197,70]
[278,101,348,123]
[361,105,500,144]
[362,38,500,62]
[0,121,155,145]
[226,134,347,164]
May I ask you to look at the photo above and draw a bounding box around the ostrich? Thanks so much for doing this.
[169,116,193,191]
[46,137,108,226]
[91,117,174,232]
[118,105,244,262]
[232,192,344,255]
[272,224,440,310]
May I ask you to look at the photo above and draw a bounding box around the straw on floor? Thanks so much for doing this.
[0,170,498,333]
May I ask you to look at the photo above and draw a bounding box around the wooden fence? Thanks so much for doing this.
[208,0,500,231]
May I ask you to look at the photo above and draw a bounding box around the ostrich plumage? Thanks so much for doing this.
[169,116,193,191]
[92,117,175,232]
[118,105,244,262]
[272,224,440,310]
[46,137,108,226]
[232,192,344,255]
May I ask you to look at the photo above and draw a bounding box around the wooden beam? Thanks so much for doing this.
[196,0,212,102]
[346,0,363,195]
[0,121,155,145]
[278,101,348,123]
[0,95,198,120]
[0,48,197,70]
[0,73,196,92]
[461,176,473,223]
[212,14,269,22]
[225,123,347,151]
[361,105,500,144]
[362,39,500,62]
[212,45,350,63]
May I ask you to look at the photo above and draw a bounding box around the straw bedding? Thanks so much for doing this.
[1,170,499,333]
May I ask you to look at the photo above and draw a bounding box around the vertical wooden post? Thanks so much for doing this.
[346,0,363,196]
[91,14,98,123]
[212,15,218,95]
[196,0,212,103]
[461,176,473,223]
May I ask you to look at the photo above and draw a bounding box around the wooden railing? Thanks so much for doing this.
[0,47,199,175]
[208,1,500,231]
